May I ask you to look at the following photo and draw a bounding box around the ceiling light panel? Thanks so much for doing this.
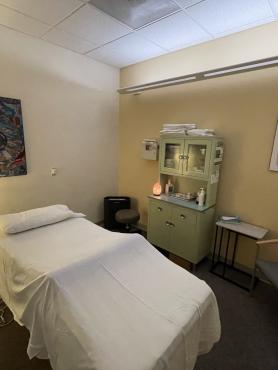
[186,0,274,36]
[0,4,49,37]
[43,28,97,54]
[87,33,166,67]
[88,0,181,29]
[137,12,211,51]
[0,0,83,26]
[58,4,132,46]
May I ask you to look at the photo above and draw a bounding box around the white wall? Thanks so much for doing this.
[0,26,119,222]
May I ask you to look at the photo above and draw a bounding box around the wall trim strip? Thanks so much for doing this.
[118,56,278,94]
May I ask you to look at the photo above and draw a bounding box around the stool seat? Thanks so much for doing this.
[115,209,140,225]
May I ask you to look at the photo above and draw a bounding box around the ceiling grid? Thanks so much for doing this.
[0,0,277,67]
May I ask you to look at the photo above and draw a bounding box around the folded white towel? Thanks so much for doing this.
[187,129,215,136]
[163,123,197,130]
[160,129,187,134]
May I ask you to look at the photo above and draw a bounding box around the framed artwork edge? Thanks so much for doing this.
[0,96,27,177]
[269,121,278,172]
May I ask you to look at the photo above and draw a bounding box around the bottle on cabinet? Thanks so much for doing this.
[165,179,174,195]
[197,187,206,207]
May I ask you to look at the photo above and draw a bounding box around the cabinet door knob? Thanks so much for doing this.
[179,154,183,159]
[165,221,170,226]
[170,222,175,228]
[180,214,186,220]
[157,207,162,211]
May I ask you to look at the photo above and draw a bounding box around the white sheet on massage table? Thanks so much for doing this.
[0,218,220,370]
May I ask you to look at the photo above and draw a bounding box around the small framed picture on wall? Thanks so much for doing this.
[269,122,278,171]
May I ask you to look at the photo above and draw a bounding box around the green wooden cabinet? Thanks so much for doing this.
[148,196,215,264]
[148,134,223,265]
[160,136,219,180]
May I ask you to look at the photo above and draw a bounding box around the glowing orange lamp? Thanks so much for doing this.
[152,182,162,196]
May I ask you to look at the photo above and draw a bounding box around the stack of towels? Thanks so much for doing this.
[187,128,215,137]
[160,123,197,135]
[160,123,215,137]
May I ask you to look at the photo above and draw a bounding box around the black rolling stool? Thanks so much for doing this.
[115,209,140,233]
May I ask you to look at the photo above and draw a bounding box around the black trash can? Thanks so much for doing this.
[104,196,130,230]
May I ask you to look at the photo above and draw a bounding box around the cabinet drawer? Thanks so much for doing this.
[171,206,197,224]
[149,200,172,216]
[147,201,172,249]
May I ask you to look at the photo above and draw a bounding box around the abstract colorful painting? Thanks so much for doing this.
[0,97,27,177]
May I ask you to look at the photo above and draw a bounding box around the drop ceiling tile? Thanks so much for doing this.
[137,12,211,51]
[87,33,166,68]
[43,28,97,54]
[269,0,278,15]
[0,4,49,37]
[58,4,132,45]
[0,0,83,26]
[88,0,180,29]
[174,0,205,9]
[186,0,274,36]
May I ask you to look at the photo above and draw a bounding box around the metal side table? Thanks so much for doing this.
[210,220,268,291]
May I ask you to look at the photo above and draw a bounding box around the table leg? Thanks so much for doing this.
[231,232,239,267]
[223,230,231,277]
[217,227,224,262]
[211,225,219,266]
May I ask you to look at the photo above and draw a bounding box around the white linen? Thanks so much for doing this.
[0,218,220,370]
[0,204,84,234]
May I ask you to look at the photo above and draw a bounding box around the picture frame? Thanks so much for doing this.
[0,96,27,177]
[269,122,278,172]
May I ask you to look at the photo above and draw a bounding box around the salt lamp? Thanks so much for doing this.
[152,182,162,196]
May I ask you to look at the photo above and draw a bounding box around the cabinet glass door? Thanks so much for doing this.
[160,139,184,175]
[183,140,211,179]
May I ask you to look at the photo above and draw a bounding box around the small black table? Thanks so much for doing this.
[210,220,268,291]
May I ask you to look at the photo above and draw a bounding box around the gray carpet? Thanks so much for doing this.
[0,259,277,370]
[195,261,278,370]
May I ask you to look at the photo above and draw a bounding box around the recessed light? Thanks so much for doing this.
[89,0,180,29]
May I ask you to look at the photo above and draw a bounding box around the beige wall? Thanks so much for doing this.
[121,21,278,87]
[0,26,119,222]
[119,27,278,267]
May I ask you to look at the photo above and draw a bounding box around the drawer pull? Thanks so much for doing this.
[165,221,170,227]
[180,214,186,220]
[169,222,175,228]
[157,207,162,212]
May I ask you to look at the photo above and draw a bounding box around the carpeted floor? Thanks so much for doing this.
[1,259,277,370]
[194,261,278,370]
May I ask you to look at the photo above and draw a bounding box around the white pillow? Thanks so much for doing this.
[0,205,85,234]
